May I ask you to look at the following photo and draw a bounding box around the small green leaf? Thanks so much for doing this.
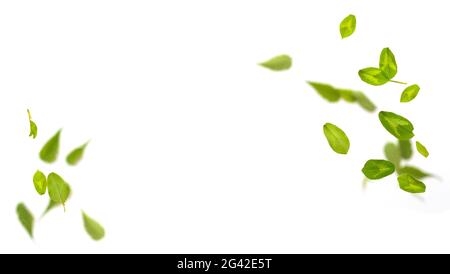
[378,111,415,140]
[39,129,61,163]
[384,142,401,169]
[47,172,70,211]
[399,140,413,159]
[416,141,429,158]
[379,48,397,79]
[308,82,340,102]
[66,141,89,166]
[27,109,38,139]
[340,14,356,39]
[323,123,350,154]
[354,92,377,112]
[358,67,389,86]
[259,55,292,71]
[397,174,426,193]
[362,159,395,180]
[82,212,105,241]
[33,170,47,195]
[336,89,357,102]
[400,84,420,103]
[398,166,431,179]
[17,203,34,238]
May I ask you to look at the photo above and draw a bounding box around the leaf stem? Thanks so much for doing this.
[389,79,407,85]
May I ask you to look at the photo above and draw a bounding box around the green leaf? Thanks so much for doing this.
[354,92,377,112]
[398,166,431,179]
[378,111,415,140]
[399,140,413,159]
[384,142,401,169]
[358,67,389,86]
[336,89,357,102]
[416,141,429,158]
[66,141,89,166]
[27,109,38,139]
[308,82,340,102]
[379,48,397,79]
[362,159,395,180]
[47,172,70,211]
[82,212,105,241]
[17,203,34,238]
[259,55,292,71]
[397,174,426,193]
[39,129,61,163]
[323,123,350,154]
[33,170,47,195]
[340,14,356,39]
[400,84,420,103]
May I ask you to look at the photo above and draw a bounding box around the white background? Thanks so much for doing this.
[1,0,450,253]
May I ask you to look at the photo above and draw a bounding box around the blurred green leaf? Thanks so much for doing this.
[17,203,34,238]
[66,141,89,166]
[82,211,105,241]
[399,140,413,159]
[379,48,397,79]
[259,55,292,71]
[39,129,61,163]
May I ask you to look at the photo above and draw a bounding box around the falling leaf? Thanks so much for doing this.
[362,159,395,180]
[39,129,61,163]
[378,111,414,140]
[33,170,47,195]
[47,172,70,211]
[400,84,420,103]
[397,174,426,193]
[323,123,350,154]
[416,141,429,158]
[82,211,105,241]
[66,141,89,166]
[17,203,34,238]
[27,109,38,139]
[358,67,389,86]
[399,140,413,159]
[259,55,292,71]
[340,14,356,39]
